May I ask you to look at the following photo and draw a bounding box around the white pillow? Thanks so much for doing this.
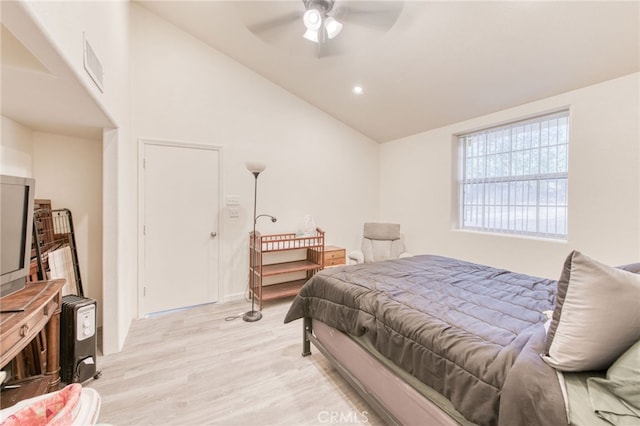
[542,251,640,372]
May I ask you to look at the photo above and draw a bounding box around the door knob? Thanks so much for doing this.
[210,232,217,238]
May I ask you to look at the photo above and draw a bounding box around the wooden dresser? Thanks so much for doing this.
[324,246,346,267]
[0,279,65,397]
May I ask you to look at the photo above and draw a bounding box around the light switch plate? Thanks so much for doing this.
[225,195,240,207]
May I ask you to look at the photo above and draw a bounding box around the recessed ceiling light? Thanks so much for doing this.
[352,85,364,95]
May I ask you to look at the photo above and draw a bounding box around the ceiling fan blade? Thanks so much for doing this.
[333,1,403,31]
[247,11,302,35]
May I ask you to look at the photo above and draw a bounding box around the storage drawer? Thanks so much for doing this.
[323,246,346,266]
[325,257,345,267]
[0,281,63,369]
[0,305,49,358]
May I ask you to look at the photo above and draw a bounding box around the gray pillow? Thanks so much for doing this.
[542,251,640,372]
[617,263,640,274]
[587,340,640,424]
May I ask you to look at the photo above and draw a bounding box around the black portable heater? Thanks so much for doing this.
[60,295,98,383]
[32,208,100,383]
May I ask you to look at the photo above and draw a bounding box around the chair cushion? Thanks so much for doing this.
[363,223,401,240]
[362,239,406,263]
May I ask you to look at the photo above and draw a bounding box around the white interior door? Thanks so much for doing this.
[141,141,220,315]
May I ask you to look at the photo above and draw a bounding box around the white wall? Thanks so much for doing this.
[1,116,34,177]
[1,119,104,327]
[21,1,125,119]
[20,0,132,354]
[131,4,380,303]
[380,73,640,279]
[32,132,103,321]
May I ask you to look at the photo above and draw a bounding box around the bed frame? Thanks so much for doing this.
[301,317,463,426]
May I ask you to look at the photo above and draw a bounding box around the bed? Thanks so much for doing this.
[284,253,640,426]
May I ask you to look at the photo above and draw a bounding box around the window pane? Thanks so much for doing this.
[459,110,569,239]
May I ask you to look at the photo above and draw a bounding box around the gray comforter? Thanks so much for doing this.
[284,255,567,426]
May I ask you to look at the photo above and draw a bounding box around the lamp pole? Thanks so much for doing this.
[244,170,262,322]
[243,162,277,322]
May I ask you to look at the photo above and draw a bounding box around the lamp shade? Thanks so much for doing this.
[303,29,319,43]
[303,9,322,31]
[324,17,342,39]
[245,161,266,174]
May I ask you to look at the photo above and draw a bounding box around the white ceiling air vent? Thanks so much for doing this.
[83,34,104,93]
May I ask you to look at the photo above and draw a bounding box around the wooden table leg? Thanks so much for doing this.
[44,305,61,391]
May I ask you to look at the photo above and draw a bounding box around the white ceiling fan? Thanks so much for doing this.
[302,0,343,43]
[243,0,404,58]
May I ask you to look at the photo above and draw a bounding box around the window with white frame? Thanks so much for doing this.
[459,110,569,239]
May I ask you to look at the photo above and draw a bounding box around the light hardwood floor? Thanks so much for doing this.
[86,298,383,425]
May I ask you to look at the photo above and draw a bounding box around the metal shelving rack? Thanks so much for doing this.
[32,207,84,296]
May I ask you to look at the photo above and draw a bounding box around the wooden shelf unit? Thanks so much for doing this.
[249,228,325,309]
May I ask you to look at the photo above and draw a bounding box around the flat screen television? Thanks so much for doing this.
[1,175,36,298]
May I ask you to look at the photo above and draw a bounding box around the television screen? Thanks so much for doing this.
[0,175,36,297]
[1,183,29,274]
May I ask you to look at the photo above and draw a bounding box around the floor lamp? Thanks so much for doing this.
[244,161,277,322]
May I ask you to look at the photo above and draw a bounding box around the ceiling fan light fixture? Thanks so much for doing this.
[324,16,342,39]
[303,28,319,43]
[303,9,322,31]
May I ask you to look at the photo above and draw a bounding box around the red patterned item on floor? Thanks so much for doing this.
[1,384,82,426]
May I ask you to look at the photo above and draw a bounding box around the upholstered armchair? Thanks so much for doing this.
[349,222,412,264]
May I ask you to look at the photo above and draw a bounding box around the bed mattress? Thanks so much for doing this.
[312,319,473,426]
[285,254,567,426]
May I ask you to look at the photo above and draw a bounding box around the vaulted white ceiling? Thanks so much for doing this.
[1,4,113,140]
[1,1,638,143]
[137,0,640,143]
